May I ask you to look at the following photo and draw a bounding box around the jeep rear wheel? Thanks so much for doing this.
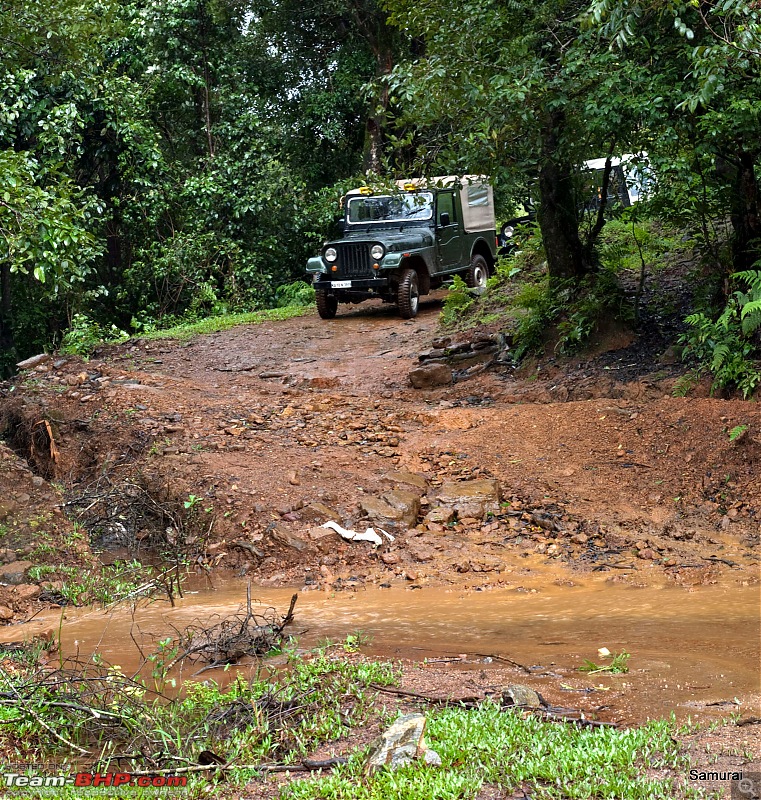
[316,289,338,319]
[466,254,489,289]
[397,268,419,319]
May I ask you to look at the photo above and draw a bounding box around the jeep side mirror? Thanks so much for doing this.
[439,212,450,227]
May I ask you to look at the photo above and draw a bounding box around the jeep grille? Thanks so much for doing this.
[335,244,373,278]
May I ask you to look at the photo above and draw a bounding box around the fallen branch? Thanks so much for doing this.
[125,757,348,778]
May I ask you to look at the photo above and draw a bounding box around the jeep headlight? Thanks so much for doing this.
[324,247,337,263]
[370,244,385,260]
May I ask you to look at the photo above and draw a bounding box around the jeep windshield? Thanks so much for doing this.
[346,192,434,224]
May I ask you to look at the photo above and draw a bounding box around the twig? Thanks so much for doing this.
[126,757,347,777]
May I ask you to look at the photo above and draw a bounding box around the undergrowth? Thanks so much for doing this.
[58,282,315,356]
[678,269,761,398]
[0,645,399,799]
[285,704,703,800]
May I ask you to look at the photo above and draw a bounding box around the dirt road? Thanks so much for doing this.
[1,295,758,597]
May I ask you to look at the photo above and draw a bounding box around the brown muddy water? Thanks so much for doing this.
[5,576,760,724]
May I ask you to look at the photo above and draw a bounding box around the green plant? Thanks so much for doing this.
[680,271,761,399]
[579,650,630,674]
[342,631,370,653]
[276,280,316,308]
[285,702,696,800]
[59,313,128,357]
[440,275,475,326]
[728,424,749,442]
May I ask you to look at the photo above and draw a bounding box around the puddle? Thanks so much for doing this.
[4,577,759,724]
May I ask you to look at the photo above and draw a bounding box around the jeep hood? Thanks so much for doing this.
[333,228,434,251]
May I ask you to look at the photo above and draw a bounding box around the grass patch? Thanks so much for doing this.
[137,305,311,342]
[0,648,398,799]
[285,703,703,800]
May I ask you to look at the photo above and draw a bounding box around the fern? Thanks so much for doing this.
[672,372,698,397]
[733,269,761,296]
[711,343,730,370]
[680,287,761,399]
[739,299,761,335]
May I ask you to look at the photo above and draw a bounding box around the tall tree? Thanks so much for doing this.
[589,0,761,273]
[383,0,650,280]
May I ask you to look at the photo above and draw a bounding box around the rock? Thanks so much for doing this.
[16,353,51,370]
[13,584,41,602]
[308,526,333,542]
[531,512,555,530]
[360,490,420,528]
[435,479,500,520]
[0,549,16,564]
[381,552,400,565]
[365,714,441,772]
[424,507,456,525]
[409,547,434,563]
[0,606,14,621]
[502,685,542,708]
[301,502,340,522]
[384,471,429,491]
[409,364,453,389]
[269,526,309,552]
[0,561,34,586]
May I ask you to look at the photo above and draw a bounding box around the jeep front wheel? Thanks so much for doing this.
[397,268,419,319]
[316,289,338,319]
[466,254,489,289]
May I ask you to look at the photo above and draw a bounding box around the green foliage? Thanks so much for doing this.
[286,703,694,800]
[729,424,749,442]
[734,269,761,335]
[276,281,316,309]
[0,151,102,289]
[138,306,311,342]
[680,271,761,398]
[598,217,692,275]
[0,648,399,781]
[579,650,631,674]
[440,275,475,326]
[510,269,629,360]
[59,313,128,356]
[26,559,145,606]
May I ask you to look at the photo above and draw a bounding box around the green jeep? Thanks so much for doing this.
[306,175,497,319]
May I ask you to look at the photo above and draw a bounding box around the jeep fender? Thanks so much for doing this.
[469,237,496,269]
[398,254,431,295]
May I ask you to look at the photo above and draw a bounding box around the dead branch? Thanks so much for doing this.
[165,591,299,670]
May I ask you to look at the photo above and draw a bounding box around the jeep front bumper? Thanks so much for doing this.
[313,277,390,290]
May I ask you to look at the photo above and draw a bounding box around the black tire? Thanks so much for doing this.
[316,289,338,319]
[466,254,490,289]
[397,268,419,319]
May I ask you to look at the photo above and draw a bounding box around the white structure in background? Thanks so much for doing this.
[583,153,653,207]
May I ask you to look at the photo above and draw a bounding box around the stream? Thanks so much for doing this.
[4,575,759,724]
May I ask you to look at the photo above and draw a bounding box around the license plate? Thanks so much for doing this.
[331,280,351,288]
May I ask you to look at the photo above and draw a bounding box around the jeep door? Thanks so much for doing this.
[435,190,463,271]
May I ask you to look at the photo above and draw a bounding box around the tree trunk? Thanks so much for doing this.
[537,116,586,280]
[730,149,761,272]
[0,263,15,363]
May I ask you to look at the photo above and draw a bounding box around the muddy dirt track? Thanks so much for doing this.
[1,291,760,594]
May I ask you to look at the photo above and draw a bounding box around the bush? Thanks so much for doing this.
[679,270,761,398]
[60,313,129,356]
[276,280,316,308]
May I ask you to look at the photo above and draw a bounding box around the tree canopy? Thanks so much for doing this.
[1,0,760,370]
